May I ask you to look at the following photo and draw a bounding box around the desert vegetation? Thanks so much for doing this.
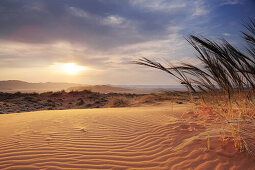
[0,90,190,114]
[135,20,255,155]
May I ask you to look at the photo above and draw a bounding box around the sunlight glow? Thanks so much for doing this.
[62,63,85,75]
[51,62,87,75]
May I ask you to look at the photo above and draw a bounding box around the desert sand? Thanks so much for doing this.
[0,103,254,169]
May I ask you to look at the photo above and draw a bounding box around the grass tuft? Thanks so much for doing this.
[135,19,255,155]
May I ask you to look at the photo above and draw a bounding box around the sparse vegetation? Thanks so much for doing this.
[0,90,189,114]
[107,96,130,107]
[135,19,255,155]
[77,98,85,106]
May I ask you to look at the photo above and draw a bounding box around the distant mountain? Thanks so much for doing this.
[0,80,81,92]
[66,85,176,94]
[66,85,135,94]
[0,80,184,94]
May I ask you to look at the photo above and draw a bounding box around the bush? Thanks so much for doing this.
[77,98,85,106]
[107,97,130,107]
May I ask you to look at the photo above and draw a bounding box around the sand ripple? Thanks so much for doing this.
[0,105,254,169]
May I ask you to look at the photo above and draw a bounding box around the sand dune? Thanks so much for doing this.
[0,104,254,169]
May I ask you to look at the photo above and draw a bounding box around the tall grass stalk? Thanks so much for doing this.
[134,19,255,154]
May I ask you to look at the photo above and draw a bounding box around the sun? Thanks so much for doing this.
[49,62,88,75]
[62,63,86,75]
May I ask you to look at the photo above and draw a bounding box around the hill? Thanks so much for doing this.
[0,80,81,92]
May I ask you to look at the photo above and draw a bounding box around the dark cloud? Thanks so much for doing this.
[1,0,253,48]
[0,0,182,50]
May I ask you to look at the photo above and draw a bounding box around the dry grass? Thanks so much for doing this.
[207,91,254,153]
[135,19,255,155]
[193,91,255,155]
[106,96,130,107]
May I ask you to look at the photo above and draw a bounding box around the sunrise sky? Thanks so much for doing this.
[0,0,254,85]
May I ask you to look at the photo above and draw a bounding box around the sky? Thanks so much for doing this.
[0,0,254,85]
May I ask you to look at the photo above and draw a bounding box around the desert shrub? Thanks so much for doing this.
[24,96,37,103]
[86,103,93,108]
[77,98,85,106]
[135,19,255,155]
[47,99,53,103]
[81,90,93,94]
[44,99,55,107]
[137,94,158,104]
[50,90,66,97]
[107,96,130,107]
[58,98,64,102]
[14,92,22,96]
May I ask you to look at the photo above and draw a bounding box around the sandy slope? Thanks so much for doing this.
[0,104,254,169]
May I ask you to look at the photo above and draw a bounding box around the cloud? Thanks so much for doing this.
[223,33,231,36]
[0,40,109,69]
[130,0,210,17]
[68,6,89,18]
[107,32,195,67]
[191,0,209,17]
[0,0,211,50]
[129,0,186,12]
[0,0,209,72]
[102,15,125,25]
[0,0,251,84]
[23,2,47,12]
[220,0,243,6]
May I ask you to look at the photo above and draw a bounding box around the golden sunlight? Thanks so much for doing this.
[50,62,87,75]
[62,63,85,75]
